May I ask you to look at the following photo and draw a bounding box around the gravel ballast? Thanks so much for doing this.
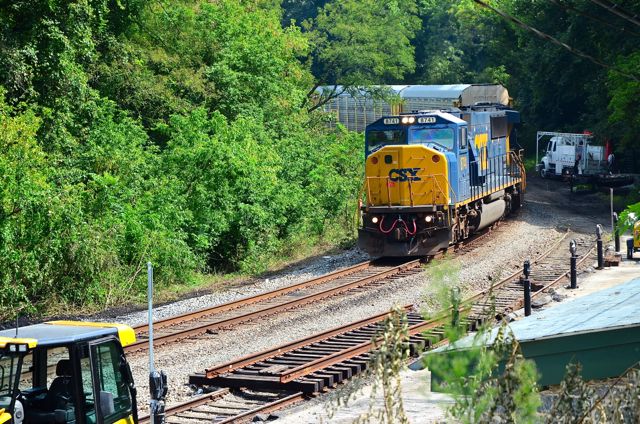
[105,177,613,416]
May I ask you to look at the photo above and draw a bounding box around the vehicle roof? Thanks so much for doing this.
[316,84,482,98]
[400,84,472,98]
[0,321,136,348]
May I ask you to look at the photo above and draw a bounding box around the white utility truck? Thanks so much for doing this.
[535,131,605,178]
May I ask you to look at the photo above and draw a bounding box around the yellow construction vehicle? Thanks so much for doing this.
[0,321,138,424]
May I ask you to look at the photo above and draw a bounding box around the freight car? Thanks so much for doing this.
[358,104,525,257]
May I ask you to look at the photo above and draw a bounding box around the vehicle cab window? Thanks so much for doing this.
[81,340,132,424]
[366,129,404,155]
[410,127,454,151]
[18,352,33,391]
[459,127,468,150]
[0,353,20,406]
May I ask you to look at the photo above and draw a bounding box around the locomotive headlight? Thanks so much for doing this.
[401,117,409,124]
[371,216,379,224]
[425,215,433,223]
[408,116,415,124]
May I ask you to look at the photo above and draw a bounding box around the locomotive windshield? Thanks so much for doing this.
[366,129,405,155]
[410,127,454,150]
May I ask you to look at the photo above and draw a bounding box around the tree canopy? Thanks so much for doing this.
[0,0,638,317]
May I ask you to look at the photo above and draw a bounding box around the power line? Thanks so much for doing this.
[472,0,640,82]
[589,0,640,27]
[549,0,640,37]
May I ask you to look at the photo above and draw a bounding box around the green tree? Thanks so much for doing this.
[304,0,421,111]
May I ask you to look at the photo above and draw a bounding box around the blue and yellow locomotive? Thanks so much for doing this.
[358,105,525,257]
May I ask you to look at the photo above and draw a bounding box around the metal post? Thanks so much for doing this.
[148,262,154,373]
[523,260,531,317]
[613,212,620,252]
[148,262,156,424]
[610,188,614,233]
[569,240,577,289]
[147,263,167,424]
[596,224,604,269]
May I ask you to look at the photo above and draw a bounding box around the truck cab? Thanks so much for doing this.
[536,132,605,178]
[0,322,137,424]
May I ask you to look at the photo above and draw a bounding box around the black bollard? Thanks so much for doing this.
[596,224,604,269]
[569,240,577,289]
[613,212,620,253]
[523,260,531,316]
[150,370,168,424]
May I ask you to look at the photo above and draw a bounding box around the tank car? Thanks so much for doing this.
[358,104,526,257]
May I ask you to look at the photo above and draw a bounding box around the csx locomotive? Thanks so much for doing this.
[358,104,525,257]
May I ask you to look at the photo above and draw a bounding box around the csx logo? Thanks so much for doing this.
[388,168,421,182]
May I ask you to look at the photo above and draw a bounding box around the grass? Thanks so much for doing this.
[597,184,640,212]
[522,156,539,173]
[55,219,362,321]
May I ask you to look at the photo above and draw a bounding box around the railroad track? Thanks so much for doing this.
[138,389,304,424]
[173,231,594,423]
[127,221,510,354]
[27,220,511,389]
[126,259,424,353]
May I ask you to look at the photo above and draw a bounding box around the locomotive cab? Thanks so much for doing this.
[0,322,137,424]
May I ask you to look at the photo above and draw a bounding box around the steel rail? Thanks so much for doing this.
[214,231,592,387]
[138,388,230,424]
[203,305,414,379]
[215,392,305,424]
[277,312,450,384]
[132,260,374,333]
[126,260,420,352]
[529,244,595,302]
[466,230,570,304]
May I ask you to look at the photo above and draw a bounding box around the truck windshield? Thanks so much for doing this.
[0,353,20,399]
[410,127,454,150]
[366,130,404,155]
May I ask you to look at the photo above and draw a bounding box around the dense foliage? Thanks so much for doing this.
[1,0,638,316]
[408,0,640,167]
[0,0,366,317]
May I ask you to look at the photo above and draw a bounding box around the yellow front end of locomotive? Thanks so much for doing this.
[364,145,450,207]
